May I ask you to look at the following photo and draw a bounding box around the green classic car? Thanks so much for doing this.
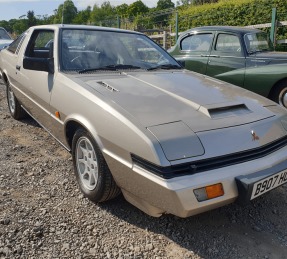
[169,26,287,107]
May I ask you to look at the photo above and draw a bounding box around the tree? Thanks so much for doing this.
[0,20,12,33]
[13,19,28,35]
[116,4,129,17]
[151,0,175,28]
[101,1,116,17]
[156,0,175,10]
[90,2,116,26]
[54,0,77,24]
[27,10,37,27]
[176,0,218,6]
[73,6,92,24]
[36,14,54,25]
[127,0,149,18]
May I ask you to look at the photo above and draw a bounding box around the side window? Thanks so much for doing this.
[180,33,213,52]
[7,33,26,54]
[25,30,54,58]
[215,34,241,52]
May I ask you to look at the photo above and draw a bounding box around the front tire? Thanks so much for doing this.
[72,129,121,202]
[6,81,26,120]
[270,80,287,108]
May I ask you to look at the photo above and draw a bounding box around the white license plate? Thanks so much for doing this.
[251,170,287,200]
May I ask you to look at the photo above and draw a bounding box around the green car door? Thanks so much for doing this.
[205,32,246,87]
[172,32,214,75]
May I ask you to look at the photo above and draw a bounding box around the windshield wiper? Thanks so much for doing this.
[79,66,117,73]
[105,64,142,70]
[78,64,142,74]
[147,64,182,71]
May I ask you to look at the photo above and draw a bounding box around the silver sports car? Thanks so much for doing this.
[1,24,287,218]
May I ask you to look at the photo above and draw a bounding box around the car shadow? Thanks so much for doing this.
[98,189,287,258]
[19,116,41,128]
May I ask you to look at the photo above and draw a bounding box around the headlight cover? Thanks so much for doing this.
[148,121,204,161]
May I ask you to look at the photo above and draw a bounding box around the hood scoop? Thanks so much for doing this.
[97,81,119,92]
[199,102,251,119]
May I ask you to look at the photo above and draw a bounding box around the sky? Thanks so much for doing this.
[0,0,162,21]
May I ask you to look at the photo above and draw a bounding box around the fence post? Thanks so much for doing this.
[270,7,277,47]
[175,12,179,42]
[163,31,167,49]
[117,16,121,29]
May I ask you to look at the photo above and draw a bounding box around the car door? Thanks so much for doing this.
[15,29,55,129]
[205,32,246,87]
[175,32,213,74]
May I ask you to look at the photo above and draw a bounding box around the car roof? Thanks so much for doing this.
[28,24,143,35]
[182,26,262,35]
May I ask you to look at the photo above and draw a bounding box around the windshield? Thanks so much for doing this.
[244,32,273,54]
[0,28,12,40]
[60,29,180,71]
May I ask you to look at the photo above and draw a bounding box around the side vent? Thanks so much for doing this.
[97,81,119,92]
[208,104,250,119]
[199,103,251,118]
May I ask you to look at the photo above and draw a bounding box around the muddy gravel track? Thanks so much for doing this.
[0,78,287,259]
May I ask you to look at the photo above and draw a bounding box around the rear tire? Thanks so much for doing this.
[72,128,121,202]
[270,80,287,108]
[6,81,26,120]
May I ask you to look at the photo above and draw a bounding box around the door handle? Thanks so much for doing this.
[209,55,220,58]
[16,65,21,71]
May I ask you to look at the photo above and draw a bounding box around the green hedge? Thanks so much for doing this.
[175,0,287,43]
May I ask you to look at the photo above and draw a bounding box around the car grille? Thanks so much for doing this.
[132,135,287,179]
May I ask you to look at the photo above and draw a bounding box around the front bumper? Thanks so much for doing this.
[236,159,287,204]
[105,145,287,218]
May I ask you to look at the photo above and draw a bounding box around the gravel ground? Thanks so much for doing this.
[1,78,287,259]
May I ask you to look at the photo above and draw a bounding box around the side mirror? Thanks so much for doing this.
[23,57,54,74]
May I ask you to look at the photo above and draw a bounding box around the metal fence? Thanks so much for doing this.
[94,6,287,50]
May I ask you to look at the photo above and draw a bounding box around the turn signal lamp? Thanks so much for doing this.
[55,111,61,119]
[193,183,224,202]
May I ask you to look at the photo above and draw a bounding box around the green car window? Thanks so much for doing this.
[181,33,212,52]
[244,32,273,53]
[215,34,241,52]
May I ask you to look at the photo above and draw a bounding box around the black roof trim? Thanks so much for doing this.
[181,26,262,36]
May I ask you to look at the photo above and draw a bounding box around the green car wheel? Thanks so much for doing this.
[271,80,287,108]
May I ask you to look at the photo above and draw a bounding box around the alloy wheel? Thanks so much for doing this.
[7,86,16,114]
[75,136,98,190]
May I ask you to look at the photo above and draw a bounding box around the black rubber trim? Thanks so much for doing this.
[235,159,287,204]
[131,135,287,179]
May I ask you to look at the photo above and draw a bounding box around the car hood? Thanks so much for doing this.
[78,70,275,132]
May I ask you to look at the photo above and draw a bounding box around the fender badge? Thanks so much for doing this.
[251,130,259,141]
